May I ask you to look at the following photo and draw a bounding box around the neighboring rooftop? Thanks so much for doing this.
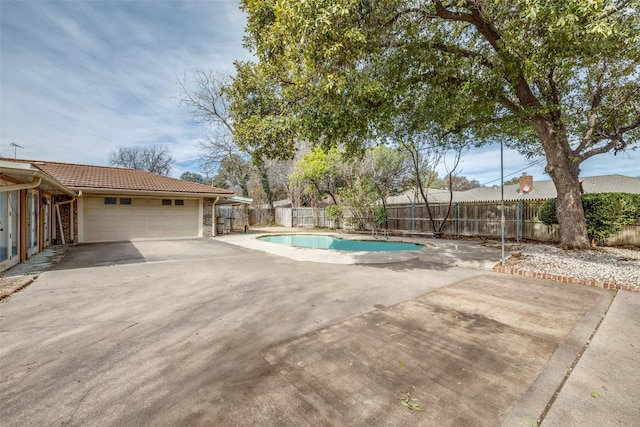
[386,174,640,205]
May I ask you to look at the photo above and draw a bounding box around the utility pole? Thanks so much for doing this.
[9,142,24,159]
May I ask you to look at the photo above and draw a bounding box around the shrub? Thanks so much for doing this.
[582,193,640,241]
[538,198,557,226]
[374,206,388,228]
[325,204,342,222]
[538,193,640,242]
[324,204,342,229]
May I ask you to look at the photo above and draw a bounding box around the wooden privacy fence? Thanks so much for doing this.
[250,200,639,245]
[216,205,248,231]
[251,207,332,228]
[249,208,272,226]
[385,200,560,242]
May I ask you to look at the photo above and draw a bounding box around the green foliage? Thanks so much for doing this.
[366,145,411,202]
[235,0,640,247]
[374,206,388,228]
[538,199,557,226]
[211,154,251,197]
[339,178,378,229]
[325,204,342,221]
[236,0,640,158]
[582,193,640,241]
[289,146,342,203]
[538,193,640,241]
[504,176,521,186]
[180,171,206,184]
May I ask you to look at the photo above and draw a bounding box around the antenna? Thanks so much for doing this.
[9,142,24,159]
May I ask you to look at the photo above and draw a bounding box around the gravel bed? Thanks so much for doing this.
[504,243,640,289]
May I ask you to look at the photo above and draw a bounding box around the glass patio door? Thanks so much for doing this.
[27,191,39,256]
[43,199,50,246]
[0,191,19,270]
[0,192,8,263]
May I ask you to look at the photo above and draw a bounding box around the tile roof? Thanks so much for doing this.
[2,159,233,195]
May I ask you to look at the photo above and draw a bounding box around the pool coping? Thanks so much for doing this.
[217,231,436,264]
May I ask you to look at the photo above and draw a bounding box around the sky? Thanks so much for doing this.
[1,1,638,186]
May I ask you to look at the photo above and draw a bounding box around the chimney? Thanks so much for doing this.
[519,173,533,194]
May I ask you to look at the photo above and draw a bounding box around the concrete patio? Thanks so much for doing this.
[0,236,637,426]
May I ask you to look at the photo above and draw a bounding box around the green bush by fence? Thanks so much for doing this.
[538,193,640,242]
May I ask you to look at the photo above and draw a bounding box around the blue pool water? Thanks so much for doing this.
[258,234,424,252]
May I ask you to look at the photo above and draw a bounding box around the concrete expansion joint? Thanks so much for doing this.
[536,290,618,425]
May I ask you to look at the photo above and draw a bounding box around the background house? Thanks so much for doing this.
[385,174,640,205]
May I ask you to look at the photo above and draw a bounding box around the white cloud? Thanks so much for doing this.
[1,0,251,176]
[1,1,637,182]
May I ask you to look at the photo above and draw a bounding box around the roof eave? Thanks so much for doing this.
[72,187,235,199]
[0,162,76,197]
[216,195,253,205]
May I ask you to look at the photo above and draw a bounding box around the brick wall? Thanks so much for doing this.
[203,198,214,237]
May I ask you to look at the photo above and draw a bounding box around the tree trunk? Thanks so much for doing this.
[536,125,590,249]
[255,158,275,223]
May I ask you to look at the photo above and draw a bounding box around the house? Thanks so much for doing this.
[0,158,250,273]
[385,173,640,205]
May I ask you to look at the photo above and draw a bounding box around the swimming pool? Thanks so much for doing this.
[258,234,424,252]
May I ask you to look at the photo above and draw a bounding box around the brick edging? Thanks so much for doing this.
[493,265,639,293]
[0,277,35,301]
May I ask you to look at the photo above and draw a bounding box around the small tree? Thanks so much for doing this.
[289,146,343,204]
[365,145,411,227]
[325,204,342,229]
[338,178,378,230]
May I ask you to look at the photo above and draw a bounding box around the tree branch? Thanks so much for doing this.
[579,115,640,162]
[433,1,475,26]
[574,65,608,156]
[430,41,494,69]
[498,96,522,115]
[380,7,426,28]
[433,0,543,113]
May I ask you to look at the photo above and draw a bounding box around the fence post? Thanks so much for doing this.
[411,202,415,231]
[517,200,523,241]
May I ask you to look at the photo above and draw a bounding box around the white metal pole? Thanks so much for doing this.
[500,140,505,266]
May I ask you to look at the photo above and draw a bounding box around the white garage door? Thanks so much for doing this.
[84,197,199,242]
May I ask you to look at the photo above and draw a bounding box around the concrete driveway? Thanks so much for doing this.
[0,238,636,426]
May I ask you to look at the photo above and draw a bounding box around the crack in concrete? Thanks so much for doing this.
[538,289,618,425]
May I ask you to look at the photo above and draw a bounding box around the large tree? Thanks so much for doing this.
[109,145,174,176]
[178,69,275,207]
[236,0,640,248]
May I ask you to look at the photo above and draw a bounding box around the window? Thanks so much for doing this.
[174,199,184,206]
[120,198,131,205]
[162,199,172,206]
[104,197,117,205]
